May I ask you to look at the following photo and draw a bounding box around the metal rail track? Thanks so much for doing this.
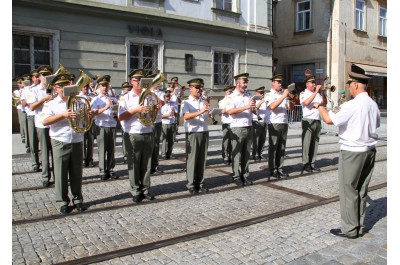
[54,182,387,265]
[12,158,387,226]
[12,143,387,193]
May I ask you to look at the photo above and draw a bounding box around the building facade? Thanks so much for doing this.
[12,0,275,96]
[273,0,387,109]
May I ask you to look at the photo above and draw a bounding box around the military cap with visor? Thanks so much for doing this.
[52,73,72,86]
[30,68,39,77]
[15,77,24,83]
[128,69,146,79]
[224,85,235,92]
[22,74,31,81]
[171,76,179,82]
[187,78,204,87]
[97,75,111,85]
[255,86,266,93]
[346,65,371,85]
[234,73,249,81]
[303,75,316,84]
[121,81,132,89]
[37,65,53,75]
[270,74,283,82]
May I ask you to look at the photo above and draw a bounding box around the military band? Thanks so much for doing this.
[13,61,380,237]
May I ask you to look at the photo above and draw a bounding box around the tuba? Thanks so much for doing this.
[66,70,93,133]
[138,71,167,127]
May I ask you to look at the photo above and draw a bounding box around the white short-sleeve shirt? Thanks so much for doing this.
[91,94,118,127]
[181,95,209,133]
[42,97,84,143]
[266,89,289,124]
[218,96,232,125]
[328,92,380,152]
[300,89,323,120]
[117,91,153,134]
[225,90,252,128]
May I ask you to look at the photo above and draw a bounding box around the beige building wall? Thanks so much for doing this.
[274,0,387,108]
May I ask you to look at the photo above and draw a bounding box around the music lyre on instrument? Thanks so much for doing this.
[138,72,167,127]
[62,70,93,133]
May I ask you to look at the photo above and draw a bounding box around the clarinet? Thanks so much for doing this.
[200,92,218,125]
[244,90,262,121]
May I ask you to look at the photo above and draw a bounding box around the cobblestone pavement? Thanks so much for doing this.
[11,124,388,264]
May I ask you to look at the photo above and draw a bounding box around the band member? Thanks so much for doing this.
[42,73,85,214]
[91,75,118,180]
[299,76,327,173]
[266,74,294,179]
[225,73,255,186]
[29,65,55,187]
[161,90,177,160]
[251,86,269,162]
[118,69,155,203]
[14,77,26,144]
[149,76,165,174]
[23,69,41,172]
[219,85,234,165]
[315,68,379,239]
[20,74,31,153]
[181,78,210,194]
[79,84,95,167]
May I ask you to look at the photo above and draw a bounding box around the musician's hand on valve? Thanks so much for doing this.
[43,94,53,101]
[282,89,290,97]
[63,108,77,119]
[315,85,322,93]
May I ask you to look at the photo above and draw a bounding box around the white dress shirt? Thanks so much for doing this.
[181,95,209,133]
[300,89,323,120]
[266,89,289,124]
[225,90,252,128]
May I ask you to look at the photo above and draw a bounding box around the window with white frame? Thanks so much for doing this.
[129,43,159,75]
[379,7,387,36]
[216,0,233,12]
[355,0,366,31]
[12,33,52,78]
[296,0,311,31]
[213,51,235,86]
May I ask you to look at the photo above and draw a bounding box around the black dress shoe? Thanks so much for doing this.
[42,181,50,187]
[22,139,25,144]
[33,165,40,172]
[100,174,109,181]
[188,188,198,195]
[252,155,257,161]
[329,228,358,239]
[88,160,94,167]
[234,178,244,186]
[228,157,232,165]
[310,165,321,172]
[109,171,118,179]
[243,179,253,185]
[60,205,70,214]
[257,155,264,161]
[143,194,155,200]
[75,203,85,212]
[165,156,170,160]
[302,164,312,174]
[198,187,209,193]
[26,147,30,153]
[133,194,144,203]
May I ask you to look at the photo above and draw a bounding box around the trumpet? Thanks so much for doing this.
[200,90,217,125]
[321,76,336,92]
